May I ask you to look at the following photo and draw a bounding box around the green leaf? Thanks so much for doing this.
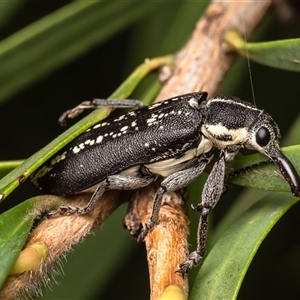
[224,30,300,72]
[0,1,165,104]
[0,160,23,179]
[190,193,299,300]
[0,196,61,288]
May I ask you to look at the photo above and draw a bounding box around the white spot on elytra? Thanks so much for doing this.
[146,113,159,126]
[51,152,67,165]
[147,118,156,123]
[120,126,128,132]
[188,97,199,108]
[148,102,162,110]
[114,115,125,122]
[96,136,103,143]
[60,151,67,160]
[72,146,81,154]
[84,139,95,145]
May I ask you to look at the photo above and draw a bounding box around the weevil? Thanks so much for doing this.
[31,92,300,274]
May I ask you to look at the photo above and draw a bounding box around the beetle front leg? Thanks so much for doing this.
[137,158,210,242]
[177,153,226,274]
[49,174,155,216]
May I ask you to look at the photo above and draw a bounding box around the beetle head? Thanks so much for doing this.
[246,112,300,197]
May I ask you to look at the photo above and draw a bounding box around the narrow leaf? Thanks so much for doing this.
[190,193,299,300]
[0,1,164,103]
[224,30,300,72]
[0,160,23,179]
[0,196,61,288]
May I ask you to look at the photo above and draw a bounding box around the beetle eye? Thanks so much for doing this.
[256,126,271,147]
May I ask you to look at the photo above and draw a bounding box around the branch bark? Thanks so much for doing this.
[0,1,272,300]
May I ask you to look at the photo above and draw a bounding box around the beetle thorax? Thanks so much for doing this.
[201,123,249,150]
[200,96,263,152]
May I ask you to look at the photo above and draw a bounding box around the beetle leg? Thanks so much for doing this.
[137,158,210,242]
[59,98,145,126]
[177,152,226,274]
[49,174,155,216]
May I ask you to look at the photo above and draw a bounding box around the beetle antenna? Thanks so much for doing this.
[242,17,256,106]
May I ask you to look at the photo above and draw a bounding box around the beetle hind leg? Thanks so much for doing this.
[48,174,155,216]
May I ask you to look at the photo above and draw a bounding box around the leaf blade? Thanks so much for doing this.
[225,30,300,72]
[190,193,299,300]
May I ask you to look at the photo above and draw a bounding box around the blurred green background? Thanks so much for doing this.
[1,1,300,299]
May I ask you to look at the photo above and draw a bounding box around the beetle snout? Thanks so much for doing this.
[273,153,300,197]
[265,144,300,197]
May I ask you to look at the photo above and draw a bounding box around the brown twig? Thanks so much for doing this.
[124,186,190,300]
